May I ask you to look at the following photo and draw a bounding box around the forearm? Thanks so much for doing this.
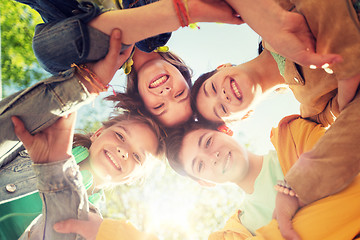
[88,0,180,45]
[224,0,287,40]
[31,157,89,240]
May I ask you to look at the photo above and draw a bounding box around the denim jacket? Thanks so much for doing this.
[0,150,37,204]
[19,157,90,240]
[23,0,171,73]
[0,146,91,240]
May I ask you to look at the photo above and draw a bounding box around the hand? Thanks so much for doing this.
[53,212,103,240]
[188,0,244,25]
[265,11,342,68]
[272,192,301,240]
[338,73,360,111]
[223,0,342,67]
[87,29,134,87]
[11,112,77,163]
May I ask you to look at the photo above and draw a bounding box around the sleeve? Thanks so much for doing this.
[32,2,111,73]
[270,115,326,174]
[0,68,96,168]
[291,0,360,81]
[96,219,158,240]
[208,211,253,240]
[285,91,360,204]
[22,157,89,240]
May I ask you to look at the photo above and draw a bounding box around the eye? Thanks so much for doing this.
[205,137,212,148]
[211,82,217,94]
[221,104,227,114]
[198,161,203,172]
[175,89,184,98]
[115,132,125,142]
[153,103,164,110]
[133,153,142,165]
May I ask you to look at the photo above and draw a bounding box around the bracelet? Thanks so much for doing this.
[71,63,111,94]
[172,0,189,27]
[275,180,298,197]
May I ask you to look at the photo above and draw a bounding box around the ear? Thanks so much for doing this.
[216,63,232,71]
[90,127,104,142]
[197,179,216,187]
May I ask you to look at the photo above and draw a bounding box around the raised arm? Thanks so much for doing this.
[0,29,126,167]
[88,0,243,45]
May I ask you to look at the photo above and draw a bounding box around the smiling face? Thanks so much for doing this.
[89,121,158,183]
[179,129,249,184]
[137,59,192,127]
[196,66,258,122]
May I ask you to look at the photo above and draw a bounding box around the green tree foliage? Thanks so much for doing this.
[1,1,48,97]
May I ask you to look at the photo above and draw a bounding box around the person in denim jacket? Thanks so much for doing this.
[2,101,165,240]
[0,31,128,239]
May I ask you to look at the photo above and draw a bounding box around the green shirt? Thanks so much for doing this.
[239,150,284,234]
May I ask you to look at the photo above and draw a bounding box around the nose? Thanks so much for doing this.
[209,151,220,165]
[116,147,128,160]
[159,86,172,96]
[221,88,231,102]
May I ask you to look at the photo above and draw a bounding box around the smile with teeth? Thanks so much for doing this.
[105,151,122,171]
[230,79,242,101]
[222,152,232,174]
[149,75,169,88]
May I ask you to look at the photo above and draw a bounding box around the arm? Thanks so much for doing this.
[223,0,342,68]
[32,0,241,73]
[13,113,91,240]
[0,29,126,167]
[88,0,243,45]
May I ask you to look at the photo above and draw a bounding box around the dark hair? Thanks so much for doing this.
[258,40,264,55]
[106,51,193,129]
[73,111,165,159]
[165,120,218,179]
[190,69,218,123]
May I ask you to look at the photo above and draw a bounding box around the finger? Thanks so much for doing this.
[11,116,34,148]
[297,52,343,69]
[117,43,134,68]
[272,208,277,219]
[105,28,123,62]
[58,112,77,134]
[277,212,301,240]
[53,219,93,239]
[338,73,360,111]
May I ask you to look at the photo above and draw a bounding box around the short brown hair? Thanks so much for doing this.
[165,120,218,179]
